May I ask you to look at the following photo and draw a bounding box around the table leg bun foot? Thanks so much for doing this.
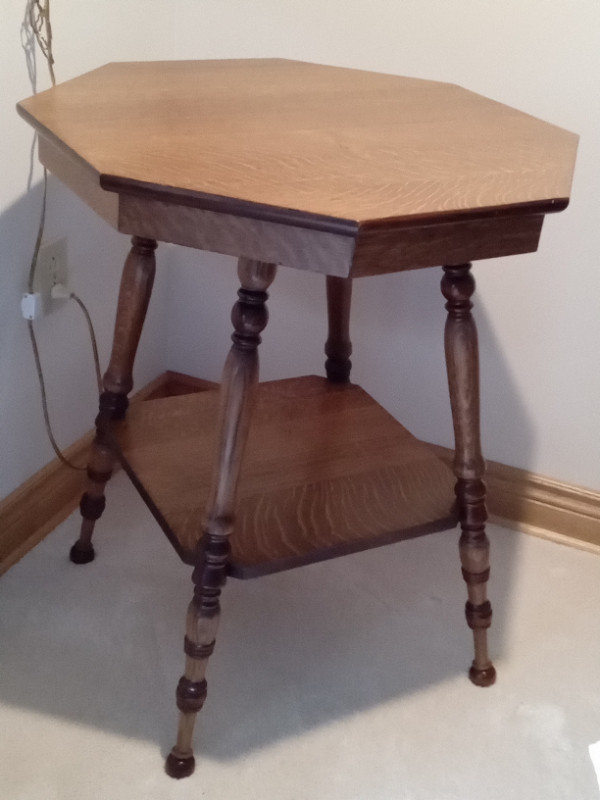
[69,541,95,564]
[469,663,496,687]
[165,751,195,779]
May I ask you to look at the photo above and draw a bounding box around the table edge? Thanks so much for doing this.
[102,173,569,236]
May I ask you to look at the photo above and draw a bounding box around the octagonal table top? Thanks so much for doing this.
[17,59,578,277]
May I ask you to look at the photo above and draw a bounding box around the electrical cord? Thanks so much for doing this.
[27,167,47,294]
[70,293,103,392]
[28,0,55,86]
[25,0,103,470]
[27,319,85,470]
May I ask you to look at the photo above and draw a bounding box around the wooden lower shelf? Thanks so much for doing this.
[112,375,457,578]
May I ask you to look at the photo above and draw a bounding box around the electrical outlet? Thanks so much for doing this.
[33,237,68,299]
[33,237,68,295]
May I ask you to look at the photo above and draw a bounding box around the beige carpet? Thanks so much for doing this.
[1,472,599,799]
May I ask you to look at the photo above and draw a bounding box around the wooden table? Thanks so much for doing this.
[18,59,578,779]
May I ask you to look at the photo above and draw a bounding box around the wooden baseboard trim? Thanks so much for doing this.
[0,371,217,576]
[2,373,598,575]
[429,444,600,553]
[0,432,92,576]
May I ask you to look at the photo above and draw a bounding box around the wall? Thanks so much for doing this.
[1,0,598,501]
[162,0,600,490]
[0,1,173,499]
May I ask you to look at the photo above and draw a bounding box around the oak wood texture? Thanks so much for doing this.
[0,372,191,576]
[3,371,598,578]
[143,371,218,400]
[442,264,495,687]
[325,276,353,382]
[13,59,579,778]
[428,443,600,554]
[0,365,591,575]
[17,59,578,277]
[38,136,119,227]
[350,212,545,277]
[117,195,356,278]
[111,375,457,578]
[166,257,277,776]
[71,237,157,564]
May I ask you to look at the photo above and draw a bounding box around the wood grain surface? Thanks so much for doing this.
[4,370,597,579]
[18,60,577,277]
[71,237,158,564]
[112,376,457,577]
[325,276,353,381]
[18,60,577,224]
[441,263,495,686]
[117,194,356,277]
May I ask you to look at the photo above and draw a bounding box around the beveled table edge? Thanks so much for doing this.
[103,172,569,234]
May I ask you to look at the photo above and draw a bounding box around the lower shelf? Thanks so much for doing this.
[112,375,457,578]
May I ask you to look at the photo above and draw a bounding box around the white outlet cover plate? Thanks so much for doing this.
[32,237,68,296]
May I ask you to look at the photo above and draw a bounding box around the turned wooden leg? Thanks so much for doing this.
[324,275,353,382]
[441,263,496,688]
[165,257,277,779]
[70,236,157,564]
